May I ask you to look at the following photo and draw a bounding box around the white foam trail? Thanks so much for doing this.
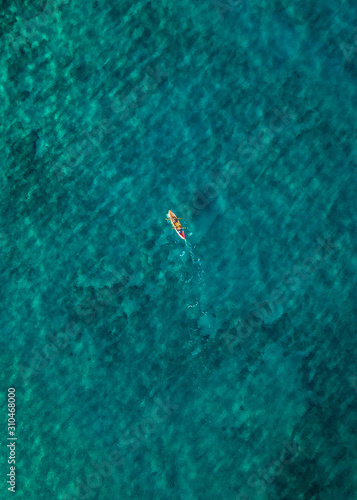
[185,238,213,340]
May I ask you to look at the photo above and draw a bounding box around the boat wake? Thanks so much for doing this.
[181,238,214,353]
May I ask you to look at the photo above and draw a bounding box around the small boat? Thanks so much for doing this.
[167,210,186,240]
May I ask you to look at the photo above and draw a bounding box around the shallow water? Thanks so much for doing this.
[1,0,357,498]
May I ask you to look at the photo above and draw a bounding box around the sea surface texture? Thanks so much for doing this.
[1,0,357,499]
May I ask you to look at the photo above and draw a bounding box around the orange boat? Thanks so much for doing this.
[167,210,186,240]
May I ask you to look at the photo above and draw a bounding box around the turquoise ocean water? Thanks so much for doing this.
[1,0,357,498]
